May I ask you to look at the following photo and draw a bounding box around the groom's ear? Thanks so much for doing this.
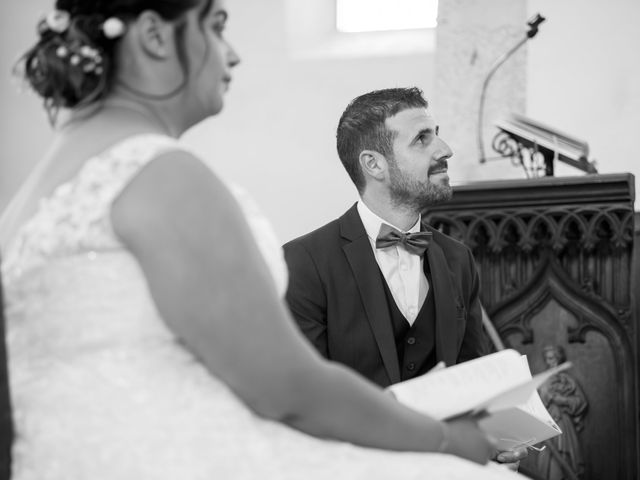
[359,150,387,182]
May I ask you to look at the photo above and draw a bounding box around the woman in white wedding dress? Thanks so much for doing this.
[0,1,524,478]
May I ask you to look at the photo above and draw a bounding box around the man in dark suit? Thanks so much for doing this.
[284,87,490,388]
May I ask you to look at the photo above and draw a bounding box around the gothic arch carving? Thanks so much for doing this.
[423,174,637,480]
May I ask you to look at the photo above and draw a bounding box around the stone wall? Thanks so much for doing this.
[435,0,528,183]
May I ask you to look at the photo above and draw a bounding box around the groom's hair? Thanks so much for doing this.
[336,87,428,194]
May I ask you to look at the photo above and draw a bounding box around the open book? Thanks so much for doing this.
[387,349,569,451]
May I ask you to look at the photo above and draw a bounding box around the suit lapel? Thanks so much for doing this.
[425,230,460,367]
[340,205,401,384]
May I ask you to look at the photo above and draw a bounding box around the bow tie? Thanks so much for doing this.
[375,223,432,256]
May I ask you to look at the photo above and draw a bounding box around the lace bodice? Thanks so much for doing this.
[2,133,288,293]
[2,135,174,284]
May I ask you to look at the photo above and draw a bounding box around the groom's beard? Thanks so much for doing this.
[388,161,452,212]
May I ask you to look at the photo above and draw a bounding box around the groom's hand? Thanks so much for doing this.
[493,446,528,471]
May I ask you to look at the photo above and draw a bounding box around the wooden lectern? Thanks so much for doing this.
[424,173,638,480]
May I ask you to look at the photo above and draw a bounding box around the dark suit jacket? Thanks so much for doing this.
[283,203,489,387]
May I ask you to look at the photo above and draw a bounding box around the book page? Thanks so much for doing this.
[388,350,565,450]
[479,406,561,450]
[388,349,529,420]
[476,360,572,416]
[477,356,562,449]
[515,356,560,422]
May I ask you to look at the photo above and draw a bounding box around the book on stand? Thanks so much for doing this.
[387,349,569,451]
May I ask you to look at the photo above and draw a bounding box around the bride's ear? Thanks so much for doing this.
[131,10,175,60]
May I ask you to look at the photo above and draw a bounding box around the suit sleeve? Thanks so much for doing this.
[283,241,329,357]
[457,247,491,362]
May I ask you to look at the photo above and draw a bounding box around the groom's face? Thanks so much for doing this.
[384,107,454,210]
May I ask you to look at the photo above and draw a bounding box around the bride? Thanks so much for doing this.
[0,0,522,478]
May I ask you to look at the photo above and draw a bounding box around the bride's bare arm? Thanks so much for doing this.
[111,151,491,463]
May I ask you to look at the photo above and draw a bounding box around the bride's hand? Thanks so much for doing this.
[442,416,494,465]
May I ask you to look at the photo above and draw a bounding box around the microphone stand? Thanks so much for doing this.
[477,13,546,164]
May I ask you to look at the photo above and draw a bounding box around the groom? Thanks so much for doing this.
[283,87,490,388]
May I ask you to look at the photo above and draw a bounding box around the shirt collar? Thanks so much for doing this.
[357,200,422,242]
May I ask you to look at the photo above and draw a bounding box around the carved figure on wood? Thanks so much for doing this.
[536,345,588,480]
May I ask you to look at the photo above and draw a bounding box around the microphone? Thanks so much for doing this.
[478,13,546,163]
[526,14,546,38]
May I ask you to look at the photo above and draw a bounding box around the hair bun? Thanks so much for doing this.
[20,0,206,122]
[21,12,114,118]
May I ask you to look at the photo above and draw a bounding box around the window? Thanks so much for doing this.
[285,0,436,60]
[336,0,438,33]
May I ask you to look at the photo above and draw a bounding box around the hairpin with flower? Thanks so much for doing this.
[102,17,126,39]
[39,10,127,75]
[55,43,104,75]
[45,9,71,33]
[41,9,127,40]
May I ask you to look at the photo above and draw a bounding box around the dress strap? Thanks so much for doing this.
[1,134,187,283]
[85,133,184,214]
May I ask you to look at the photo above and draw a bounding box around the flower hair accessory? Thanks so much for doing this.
[102,17,126,39]
[56,42,104,75]
[45,9,71,33]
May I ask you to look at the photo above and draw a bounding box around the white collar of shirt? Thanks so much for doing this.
[356,200,428,325]
[356,200,422,241]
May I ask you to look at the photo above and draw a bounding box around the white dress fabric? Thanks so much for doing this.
[2,134,521,480]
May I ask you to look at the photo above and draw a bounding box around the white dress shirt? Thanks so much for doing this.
[357,201,429,325]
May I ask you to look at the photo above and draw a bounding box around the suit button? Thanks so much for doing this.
[407,337,416,345]
[407,362,415,371]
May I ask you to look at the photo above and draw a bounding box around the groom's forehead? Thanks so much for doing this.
[386,108,436,134]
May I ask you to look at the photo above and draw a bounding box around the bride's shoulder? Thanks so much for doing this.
[110,136,232,223]
[90,133,186,171]
[76,133,203,201]
[0,133,198,256]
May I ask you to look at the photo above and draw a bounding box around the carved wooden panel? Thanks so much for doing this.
[424,174,637,480]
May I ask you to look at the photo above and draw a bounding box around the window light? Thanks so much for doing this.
[336,0,438,33]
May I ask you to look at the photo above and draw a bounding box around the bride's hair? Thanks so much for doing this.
[18,0,212,122]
